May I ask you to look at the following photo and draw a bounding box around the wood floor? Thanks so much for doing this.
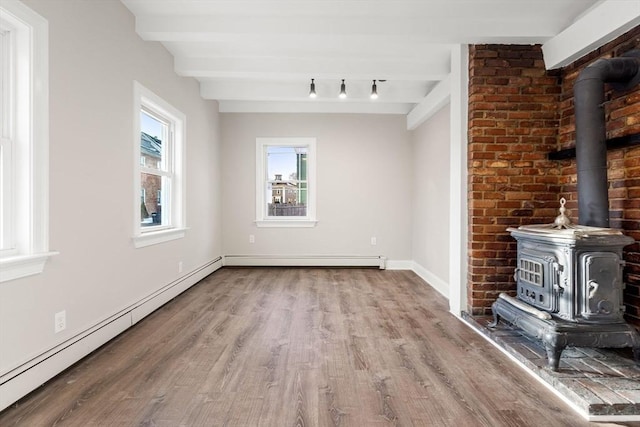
[0,267,624,426]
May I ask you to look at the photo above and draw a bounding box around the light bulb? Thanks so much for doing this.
[309,78,317,98]
[339,79,347,99]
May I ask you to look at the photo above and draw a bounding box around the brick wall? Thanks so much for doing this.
[467,28,640,325]
[467,45,561,315]
[557,26,640,325]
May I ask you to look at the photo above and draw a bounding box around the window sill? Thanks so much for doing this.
[133,227,187,248]
[0,252,59,283]
[255,219,318,228]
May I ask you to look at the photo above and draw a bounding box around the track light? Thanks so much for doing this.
[309,78,317,98]
[370,80,378,99]
[339,79,347,99]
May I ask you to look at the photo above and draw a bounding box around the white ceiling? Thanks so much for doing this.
[120,0,633,116]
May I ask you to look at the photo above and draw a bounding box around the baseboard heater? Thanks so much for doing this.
[223,255,387,269]
[0,256,223,411]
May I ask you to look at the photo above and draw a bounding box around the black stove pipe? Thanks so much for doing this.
[574,52,640,227]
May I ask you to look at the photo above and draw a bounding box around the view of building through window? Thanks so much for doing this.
[140,110,167,227]
[266,146,307,217]
[133,81,185,245]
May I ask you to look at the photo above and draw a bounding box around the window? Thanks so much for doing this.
[133,82,186,248]
[0,1,56,283]
[255,138,316,227]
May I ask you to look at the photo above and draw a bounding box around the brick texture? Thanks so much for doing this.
[467,27,640,326]
[467,44,561,315]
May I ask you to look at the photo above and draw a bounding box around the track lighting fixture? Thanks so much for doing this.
[370,80,378,99]
[339,79,347,99]
[309,78,317,98]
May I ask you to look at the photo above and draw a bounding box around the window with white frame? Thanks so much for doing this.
[0,1,56,283]
[255,138,316,227]
[133,82,186,248]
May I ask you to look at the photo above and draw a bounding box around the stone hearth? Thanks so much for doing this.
[464,314,640,421]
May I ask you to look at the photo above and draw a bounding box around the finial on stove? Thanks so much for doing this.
[553,197,571,229]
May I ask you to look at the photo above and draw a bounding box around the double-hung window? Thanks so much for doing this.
[0,1,56,283]
[133,82,186,248]
[255,138,316,227]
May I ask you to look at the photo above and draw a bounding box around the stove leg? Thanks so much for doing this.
[633,346,640,366]
[488,313,500,328]
[544,343,564,371]
[488,301,500,328]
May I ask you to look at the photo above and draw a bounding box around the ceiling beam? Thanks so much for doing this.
[122,0,593,20]
[162,40,455,61]
[218,100,412,114]
[135,14,560,43]
[406,75,451,130]
[175,56,449,81]
[542,0,640,69]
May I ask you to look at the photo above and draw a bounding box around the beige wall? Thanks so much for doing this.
[0,0,221,378]
[221,113,413,261]
[410,106,451,285]
[0,0,454,407]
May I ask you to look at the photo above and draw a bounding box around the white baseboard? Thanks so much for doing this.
[386,260,449,300]
[223,255,387,269]
[411,261,449,299]
[0,257,223,411]
[0,314,131,412]
[221,256,451,301]
[131,257,223,324]
[385,259,413,270]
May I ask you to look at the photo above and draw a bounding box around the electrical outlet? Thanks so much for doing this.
[54,311,66,334]
[249,234,255,244]
[371,237,377,246]
[178,261,183,273]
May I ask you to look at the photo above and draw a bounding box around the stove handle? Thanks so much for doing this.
[588,280,599,300]
[552,262,564,294]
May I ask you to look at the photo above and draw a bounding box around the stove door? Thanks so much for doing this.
[516,248,559,312]
[579,252,624,322]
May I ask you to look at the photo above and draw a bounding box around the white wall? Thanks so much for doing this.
[221,113,412,263]
[410,106,451,296]
[0,0,222,407]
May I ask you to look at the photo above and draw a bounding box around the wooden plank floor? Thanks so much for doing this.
[0,267,626,426]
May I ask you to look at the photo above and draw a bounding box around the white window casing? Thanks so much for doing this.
[255,137,317,228]
[0,0,57,283]
[132,81,186,248]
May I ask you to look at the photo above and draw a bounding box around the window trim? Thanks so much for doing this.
[255,137,317,228]
[132,81,186,248]
[0,27,14,255]
[0,0,57,283]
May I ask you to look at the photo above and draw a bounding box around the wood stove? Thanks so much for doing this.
[490,199,640,370]
[490,51,640,370]
[512,214,630,324]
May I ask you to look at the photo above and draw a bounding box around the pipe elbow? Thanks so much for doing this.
[576,59,610,83]
[576,55,640,88]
